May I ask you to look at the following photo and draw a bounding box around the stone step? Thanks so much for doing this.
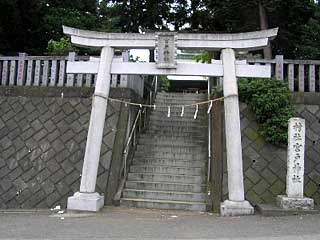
[149,117,207,126]
[140,132,206,139]
[150,116,207,121]
[152,106,207,114]
[127,172,205,184]
[133,158,206,166]
[154,103,207,108]
[139,134,206,143]
[157,92,207,96]
[121,198,206,211]
[151,108,207,115]
[148,125,207,133]
[129,165,205,175]
[136,144,205,153]
[154,102,208,108]
[125,181,206,193]
[132,158,206,167]
[123,189,206,202]
[134,151,206,160]
[139,136,205,145]
[157,93,207,99]
[146,129,207,137]
[151,112,207,120]
[138,140,205,148]
[156,95,207,100]
[148,122,206,129]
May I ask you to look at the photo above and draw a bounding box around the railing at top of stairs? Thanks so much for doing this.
[113,76,158,204]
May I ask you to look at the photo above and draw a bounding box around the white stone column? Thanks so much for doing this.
[220,48,254,216]
[67,46,114,212]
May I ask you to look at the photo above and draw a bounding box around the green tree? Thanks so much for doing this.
[47,37,74,55]
[1,0,319,59]
[0,0,45,54]
[295,3,320,59]
[266,0,316,58]
[183,0,316,59]
[108,0,174,32]
[42,0,98,41]
[96,1,122,32]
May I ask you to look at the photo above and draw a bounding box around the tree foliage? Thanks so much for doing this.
[0,0,320,59]
[47,37,74,55]
[0,0,45,54]
[0,0,119,55]
[186,0,317,58]
[295,2,320,59]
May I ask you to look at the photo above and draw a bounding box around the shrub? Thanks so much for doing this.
[47,37,74,55]
[159,76,170,92]
[238,78,294,145]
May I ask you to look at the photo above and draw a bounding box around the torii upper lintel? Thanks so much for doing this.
[63,25,278,51]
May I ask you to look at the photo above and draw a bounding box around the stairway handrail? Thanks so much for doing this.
[113,75,158,204]
[207,79,211,184]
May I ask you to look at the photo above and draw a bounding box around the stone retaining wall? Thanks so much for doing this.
[0,87,138,209]
[1,87,319,210]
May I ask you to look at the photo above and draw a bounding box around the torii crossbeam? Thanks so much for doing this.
[63,25,278,216]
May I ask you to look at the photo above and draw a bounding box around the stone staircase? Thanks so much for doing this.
[120,92,208,211]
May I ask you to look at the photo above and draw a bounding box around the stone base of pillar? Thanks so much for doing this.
[67,192,104,212]
[277,195,314,210]
[220,200,254,217]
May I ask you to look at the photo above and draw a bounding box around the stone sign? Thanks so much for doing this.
[155,32,177,69]
[277,118,314,210]
[287,118,305,197]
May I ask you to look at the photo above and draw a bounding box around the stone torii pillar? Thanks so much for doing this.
[63,26,278,213]
[220,48,254,216]
[67,46,114,211]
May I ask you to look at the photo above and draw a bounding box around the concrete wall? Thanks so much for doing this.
[0,87,139,209]
[222,93,320,206]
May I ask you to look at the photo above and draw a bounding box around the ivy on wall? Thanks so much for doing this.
[238,78,294,145]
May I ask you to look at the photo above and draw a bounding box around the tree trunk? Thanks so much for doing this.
[259,2,272,59]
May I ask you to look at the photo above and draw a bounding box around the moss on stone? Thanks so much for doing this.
[252,136,266,151]
[305,181,318,197]
[269,180,285,195]
[244,127,259,141]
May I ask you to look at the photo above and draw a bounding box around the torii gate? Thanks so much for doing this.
[63,26,278,216]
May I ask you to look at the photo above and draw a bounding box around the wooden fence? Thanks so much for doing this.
[1,52,319,93]
[248,55,320,92]
[0,52,144,97]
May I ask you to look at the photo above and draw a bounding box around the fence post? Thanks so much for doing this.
[58,59,66,87]
[66,52,76,87]
[42,60,49,86]
[275,55,284,81]
[288,64,294,92]
[309,65,315,92]
[1,61,9,85]
[9,60,16,85]
[17,52,27,86]
[49,60,58,87]
[34,60,41,86]
[299,64,305,92]
[26,59,33,86]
